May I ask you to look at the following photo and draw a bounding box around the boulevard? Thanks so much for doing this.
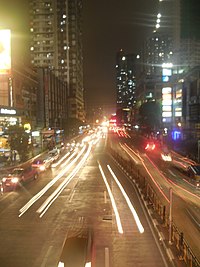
[0,129,199,267]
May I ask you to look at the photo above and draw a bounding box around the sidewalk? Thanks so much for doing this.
[0,146,43,174]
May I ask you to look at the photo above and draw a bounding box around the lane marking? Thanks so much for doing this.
[98,162,123,234]
[105,247,110,267]
[107,165,144,234]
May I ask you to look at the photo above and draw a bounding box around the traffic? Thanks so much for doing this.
[0,126,199,266]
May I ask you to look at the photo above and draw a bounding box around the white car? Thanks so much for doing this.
[48,150,59,162]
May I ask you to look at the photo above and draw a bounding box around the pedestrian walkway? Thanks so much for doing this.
[0,146,43,173]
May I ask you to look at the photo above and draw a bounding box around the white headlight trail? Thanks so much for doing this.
[98,162,123,234]
[19,145,87,217]
[37,143,92,217]
[107,165,144,234]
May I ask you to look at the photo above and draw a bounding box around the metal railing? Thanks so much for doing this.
[109,146,200,267]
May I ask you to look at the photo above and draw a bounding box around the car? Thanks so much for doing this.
[57,229,93,267]
[144,141,155,151]
[160,146,172,162]
[48,149,60,162]
[187,164,200,187]
[2,166,39,190]
[161,152,172,162]
[31,158,52,172]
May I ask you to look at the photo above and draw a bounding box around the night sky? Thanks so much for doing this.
[0,0,157,115]
[83,0,157,115]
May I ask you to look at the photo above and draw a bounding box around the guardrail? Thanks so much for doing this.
[108,146,200,267]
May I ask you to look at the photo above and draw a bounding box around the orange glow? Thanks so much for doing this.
[0,29,11,74]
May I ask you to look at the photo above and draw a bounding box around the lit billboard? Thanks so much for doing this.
[162,66,172,82]
[162,87,172,121]
[0,29,11,75]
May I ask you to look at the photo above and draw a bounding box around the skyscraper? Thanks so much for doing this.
[67,0,85,122]
[180,0,200,40]
[116,50,137,125]
[29,0,85,127]
[179,0,200,69]
[156,0,200,69]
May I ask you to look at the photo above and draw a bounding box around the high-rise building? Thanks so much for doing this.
[29,0,85,129]
[29,0,69,81]
[116,50,137,125]
[153,0,200,141]
[143,32,173,77]
[180,0,200,40]
[179,0,200,69]
[67,0,85,122]
[156,0,200,69]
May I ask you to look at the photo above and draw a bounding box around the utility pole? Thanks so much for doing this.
[169,187,173,244]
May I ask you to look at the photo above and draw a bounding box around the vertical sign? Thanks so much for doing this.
[0,29,11,75]
[44,69,49,128]
[162,87,172,122]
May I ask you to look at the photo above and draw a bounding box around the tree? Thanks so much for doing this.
[138,100,161,134]
[6,125,29,162]
[65,118,84,137]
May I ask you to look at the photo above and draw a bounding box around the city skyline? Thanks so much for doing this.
[0,0,158,116]
[83,0,157,114]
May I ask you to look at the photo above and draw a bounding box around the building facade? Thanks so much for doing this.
[68,0,85,122]
[116,50,137,125]
[0,63,38,139]
[136,0,200,134]
[29,0,85,130]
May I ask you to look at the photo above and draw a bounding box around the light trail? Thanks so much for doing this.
[122,143,169,203]
[167,178,200,201]
[51,151,70,168]
[19,145,87,217]
[37,143,92,217]
[98,163,123,234]
[107,165,144,234]
[145,154,200,201]
[142,155,170,203]
[60,150,79,168]
[120,143,141,165]
[123,143,143,162]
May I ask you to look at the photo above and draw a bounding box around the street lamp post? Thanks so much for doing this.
[169,187,173,244]
[198,140,200,163]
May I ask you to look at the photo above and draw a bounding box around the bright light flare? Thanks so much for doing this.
[161,153,172,162]
[0,29,11,74]
[57,262,64,267]
[39,165,46,171]
[11,177,19,184]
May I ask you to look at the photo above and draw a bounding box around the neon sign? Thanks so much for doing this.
[0,108,16,115]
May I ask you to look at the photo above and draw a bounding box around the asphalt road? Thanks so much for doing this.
[0,133,175,267]
[111,129,200,262]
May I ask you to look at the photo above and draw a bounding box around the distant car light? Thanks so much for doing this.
[85,262,91,267]
[11,177,19,184]
[161,153,172,162]
[39,165,46,171]
[2,177,7,183]
[145,142,155,151]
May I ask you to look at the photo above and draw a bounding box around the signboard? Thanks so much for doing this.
[0,29,11,75]
[0,108,16,115]
[162,87,172,120]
